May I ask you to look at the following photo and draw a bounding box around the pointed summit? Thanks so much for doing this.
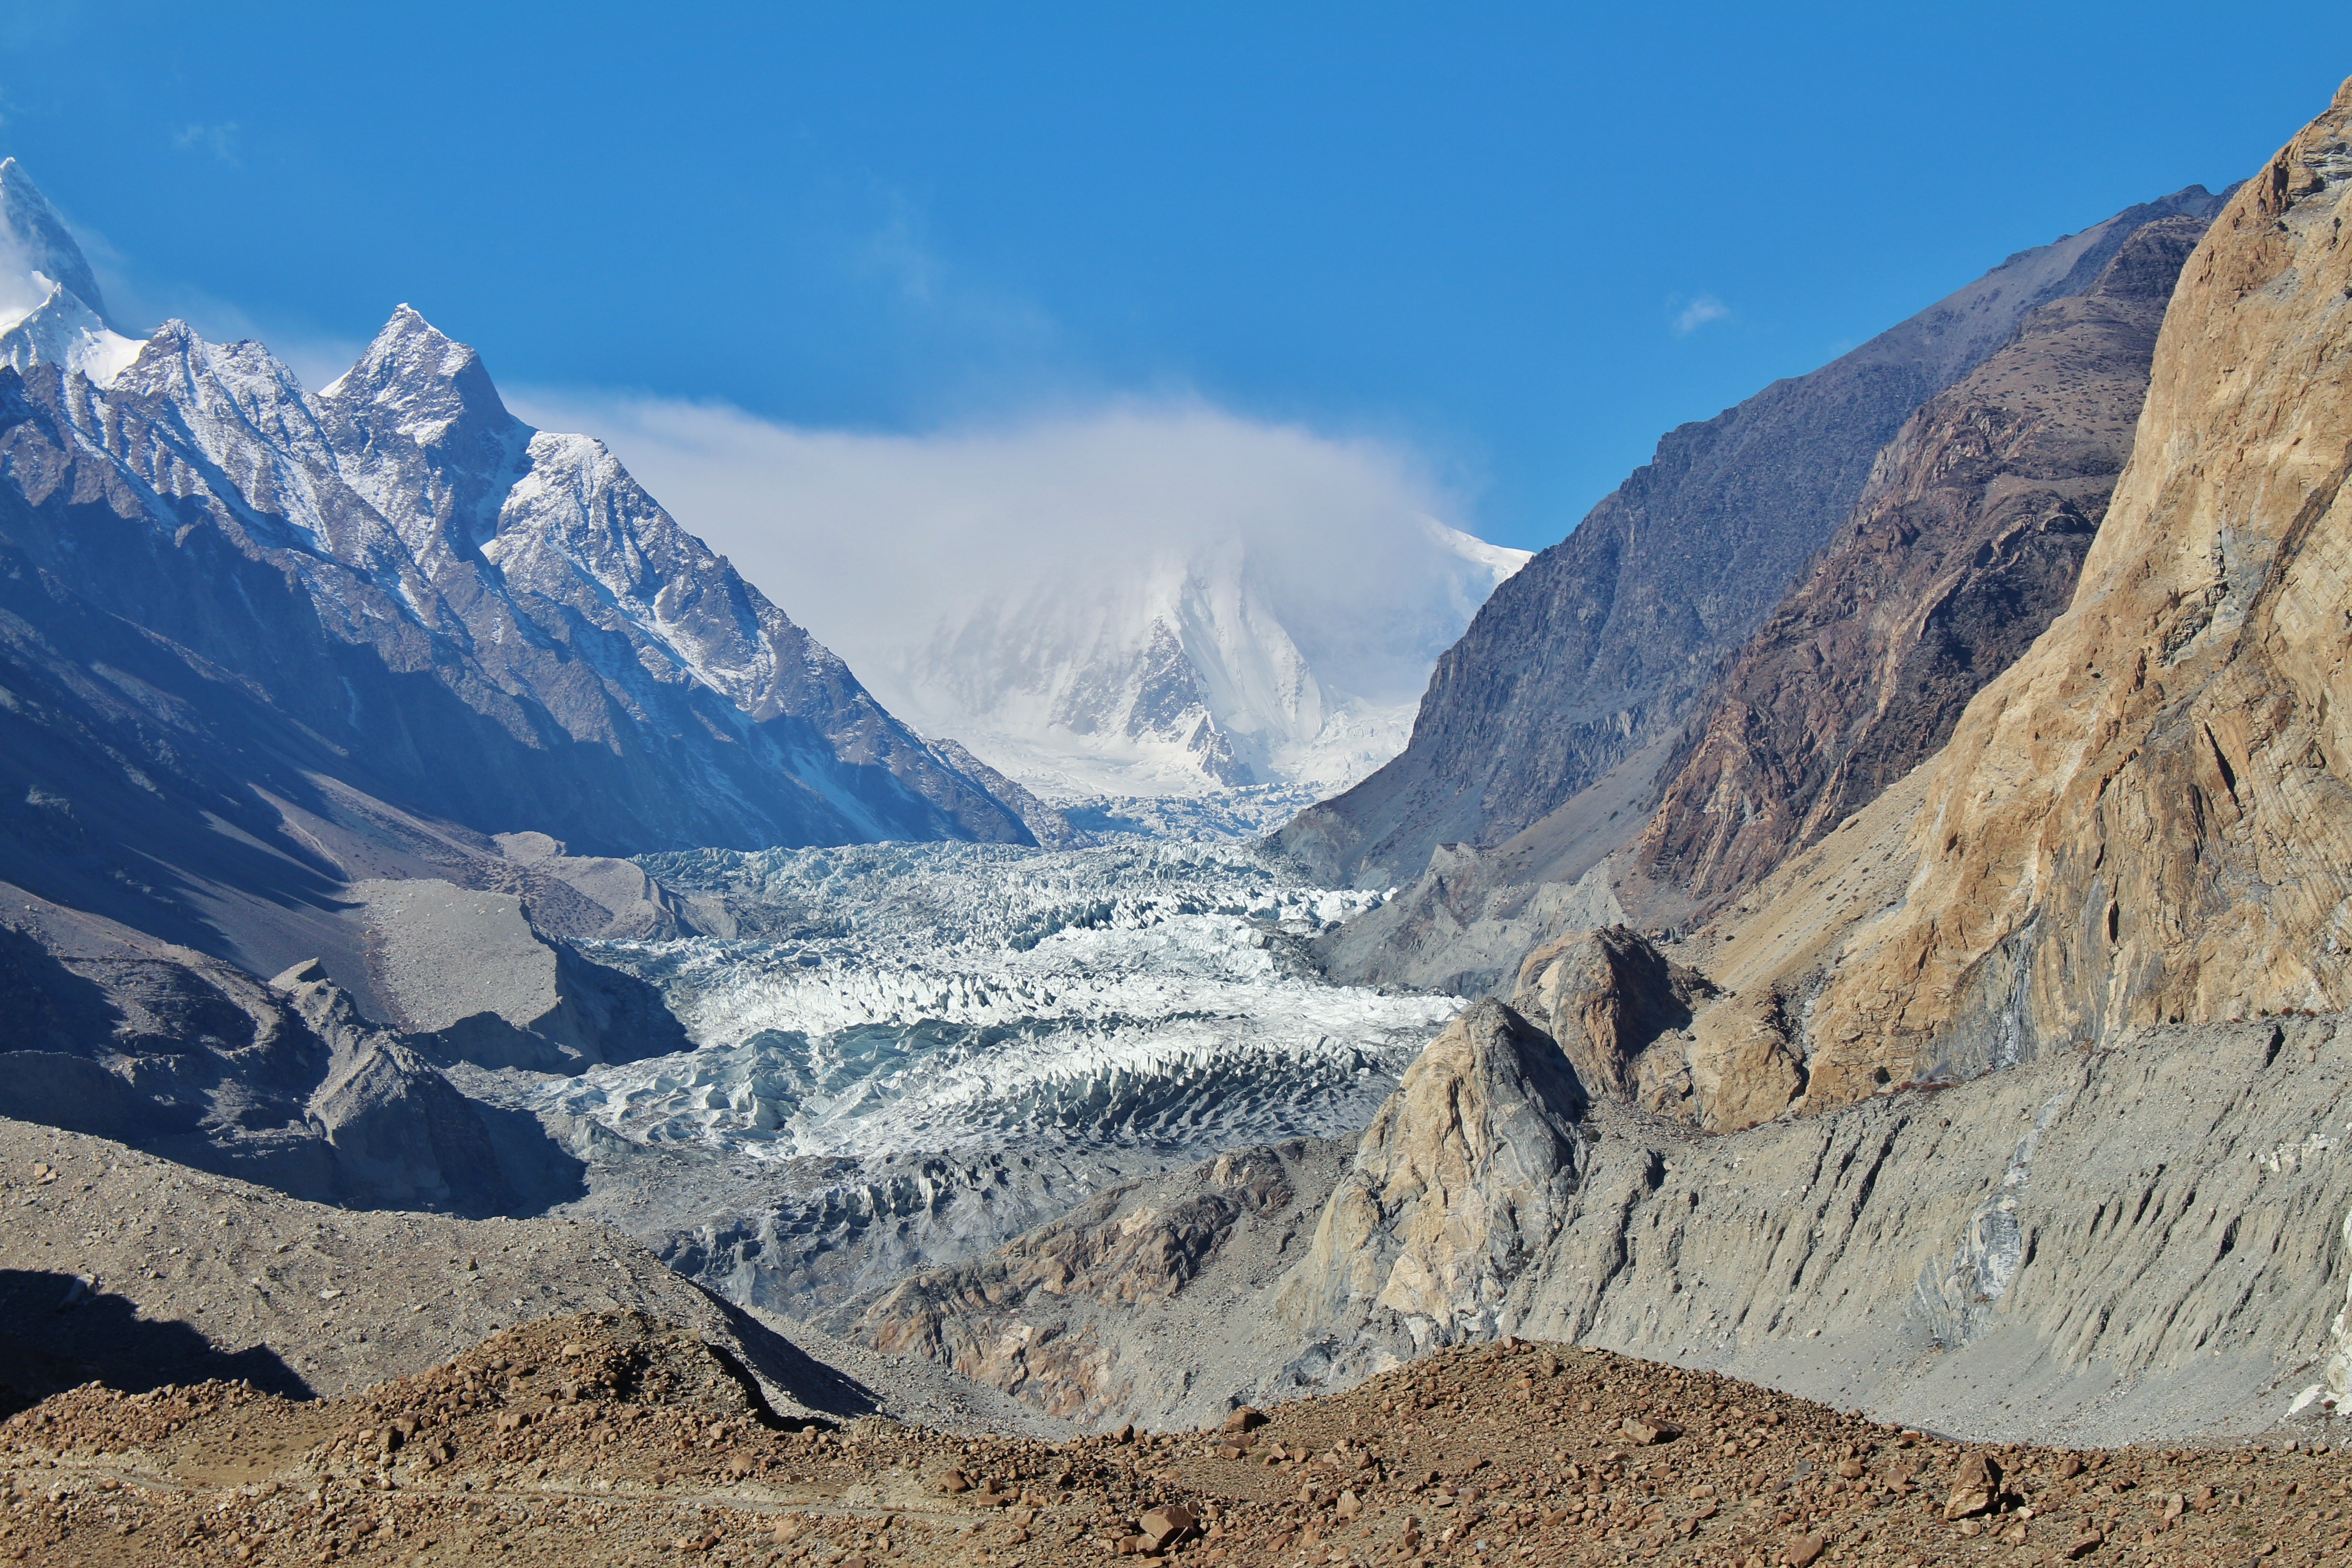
[323,304,516,441]
[0,157,113,328]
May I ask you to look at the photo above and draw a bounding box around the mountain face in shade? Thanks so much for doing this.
[1631,211,2213,911]
[0,160,1028,970]
[1275,185,2227,891]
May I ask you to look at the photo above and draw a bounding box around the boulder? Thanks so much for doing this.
[1138,1506,1194,1551]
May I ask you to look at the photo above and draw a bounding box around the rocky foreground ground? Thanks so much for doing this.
[2,1309,2343,1568]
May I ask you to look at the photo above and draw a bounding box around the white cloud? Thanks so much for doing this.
[1672,293,1731,335]
[171,122,240,165]
[505,389,1494,715]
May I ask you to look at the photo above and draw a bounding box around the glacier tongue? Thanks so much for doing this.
[500,838,1453,1311]
[529,838,1450,1164]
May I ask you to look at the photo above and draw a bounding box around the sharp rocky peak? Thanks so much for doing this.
[0,157,113,329]
[323,303,517,442]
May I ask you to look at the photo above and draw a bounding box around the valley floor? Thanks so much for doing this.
[1,1314,2339,1568]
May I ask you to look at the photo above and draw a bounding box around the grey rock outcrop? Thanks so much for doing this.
[0,1115,901,1424]
[1273,1000,1585,1346]
[271,956,573,1216]
[1277,186,2225,894]
[1508,926,1717,1104]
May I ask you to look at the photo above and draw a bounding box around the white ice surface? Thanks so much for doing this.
[532,840,1450,1165]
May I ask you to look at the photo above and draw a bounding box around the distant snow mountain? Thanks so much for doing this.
[0,162,142,386]
[862,520,1529,800]
[525,396,1530,810]
[0,158,1029,897]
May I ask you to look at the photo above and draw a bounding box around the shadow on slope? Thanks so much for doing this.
[0,1269,312,1400]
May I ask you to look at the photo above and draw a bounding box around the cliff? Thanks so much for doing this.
[1787,78,2352,1106]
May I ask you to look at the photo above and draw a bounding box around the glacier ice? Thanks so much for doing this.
[527,838,1453,1167]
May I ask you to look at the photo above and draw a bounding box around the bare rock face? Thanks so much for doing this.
[1509,926,1718,1113]
[1792,79,2352,1106]
[1275,1000,1585,1344]
[1633,212,2212,911]
[1275,187,2225,892]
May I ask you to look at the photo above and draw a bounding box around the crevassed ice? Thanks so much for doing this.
[531,839,1450,1163]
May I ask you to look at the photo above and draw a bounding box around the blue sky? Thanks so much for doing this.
[1,2,2347,553]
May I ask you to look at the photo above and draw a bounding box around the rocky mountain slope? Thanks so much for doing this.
[0,254,1025,862]
[1774,79,2352,1108]
[1277,185,2225,893]
[834,996,2352,1449]
[1303,196,2216,1000]
[1631,211,2213,912]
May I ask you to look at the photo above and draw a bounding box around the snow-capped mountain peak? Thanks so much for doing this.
[0,162,142,388]
[870,517,1529,801]
[0,162,1030,852]
[321,303,509,436]
[0,157,116,330]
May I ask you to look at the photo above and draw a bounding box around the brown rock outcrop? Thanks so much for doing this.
[1634,212,2211,909]
[1791,77,2352,1105]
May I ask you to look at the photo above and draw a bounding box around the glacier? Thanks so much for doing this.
[529,838,1453,1161]
[479,838,1461,1310]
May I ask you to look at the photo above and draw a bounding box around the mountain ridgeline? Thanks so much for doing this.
[0,156,1051,989]
[1276,185,2226,894]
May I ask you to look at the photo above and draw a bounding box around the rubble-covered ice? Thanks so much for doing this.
[530,839,1455,1166]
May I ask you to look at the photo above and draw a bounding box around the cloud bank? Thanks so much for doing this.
[506,390,1499,720]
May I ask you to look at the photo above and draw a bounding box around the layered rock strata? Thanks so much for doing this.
[1277,187,2224,892]
[1783,78,2352,1104]
[1634,212,2211,909]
